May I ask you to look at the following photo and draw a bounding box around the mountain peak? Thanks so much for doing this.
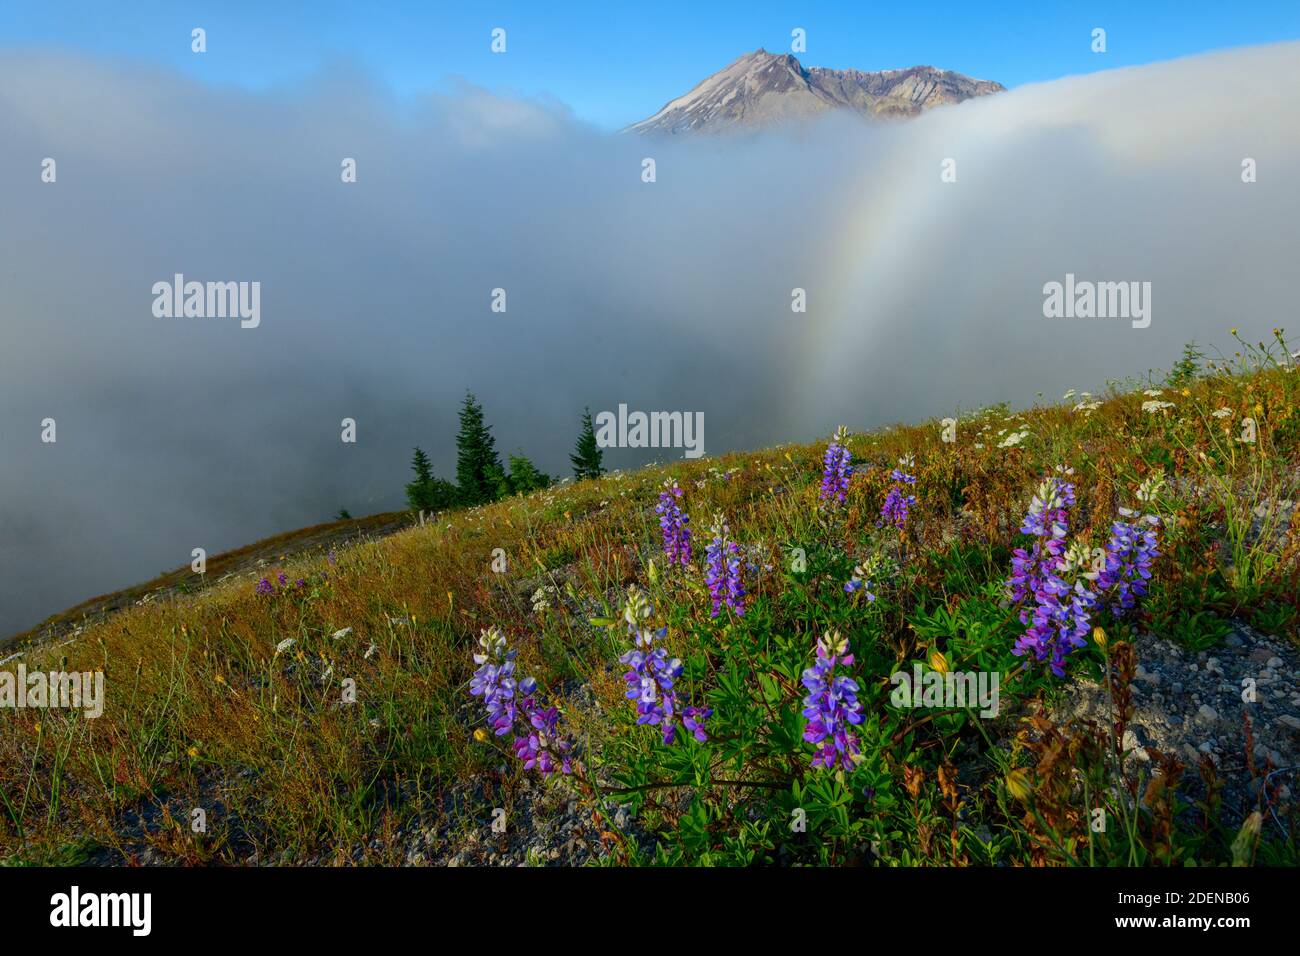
[628,49,1002,135]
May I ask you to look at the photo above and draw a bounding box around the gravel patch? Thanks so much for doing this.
[1052,621,1299,831]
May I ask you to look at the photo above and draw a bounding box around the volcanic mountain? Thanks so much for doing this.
[627,47,1003,134]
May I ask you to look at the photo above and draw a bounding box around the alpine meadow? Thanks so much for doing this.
[2,3,1300,916]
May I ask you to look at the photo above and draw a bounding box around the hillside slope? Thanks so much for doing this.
[2,335,1298,867]
[0,512,413,659]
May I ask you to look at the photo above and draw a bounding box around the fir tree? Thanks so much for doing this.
[405,447,434,510]
[1165,341,1205,388]
[406,446,457,513]
[423,477,457,511]
[455,392,504,506]
[570,407,605,480]
[506,453,553,495]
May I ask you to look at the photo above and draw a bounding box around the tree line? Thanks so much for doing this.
[405,393,606,514]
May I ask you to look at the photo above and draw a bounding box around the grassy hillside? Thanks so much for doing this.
[3,333,1298,867]
[0,512,412,656]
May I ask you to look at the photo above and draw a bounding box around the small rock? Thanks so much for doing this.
[1197,704,1219,724]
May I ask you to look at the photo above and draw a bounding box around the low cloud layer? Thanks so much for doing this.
[1,43,1297,635]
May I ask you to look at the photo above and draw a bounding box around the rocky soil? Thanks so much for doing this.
[1052,621,1298,832]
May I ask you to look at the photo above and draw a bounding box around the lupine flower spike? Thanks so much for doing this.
[880,457,918,530]
[469,627,518,736]
[618,587,710,744]
[468,626,574,774]
[656,479,692,566]
[819,426,853,505]
[1007,468,1161,677]
[512,678,575,775]
[801,631,864,771]
[844,553,881,601]
[704,514,746,617]
[1007,473,1091,676]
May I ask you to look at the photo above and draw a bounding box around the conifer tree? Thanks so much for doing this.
[406,446,456,512]
[506,453,552,495]
[570,407,605,480]
[405,447,434,510]
[455,392,504,506]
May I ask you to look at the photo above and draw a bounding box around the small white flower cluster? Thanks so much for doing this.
[1072,391,1101,414]
[531,585,559,616]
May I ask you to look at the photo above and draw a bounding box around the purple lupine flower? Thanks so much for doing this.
[327,550,336,566]
[820,426,854,505]
[620,626,682,742]
[879,464,918,530]
[682,706,712,743]
[512,681,574,776]
[255,577,274,595]
[1009,470,1163,677]
[1018,470,1076,539]
[844,562,877,601]
[470,628,575,774]
[655,479,692,566]
[1006,474,1094,676]
[704,514,746,618]
[1007,469,1120,677]
[1095,512,1160,616]
[469,627,518,736]
[801,631,864,771]
[845,553,892,601]
[619,588,709,744]
[277,572,289,586]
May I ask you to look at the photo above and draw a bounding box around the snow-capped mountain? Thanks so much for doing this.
[627,48,1003,134]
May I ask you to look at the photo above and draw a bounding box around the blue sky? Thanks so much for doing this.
[2,1,1298,127]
